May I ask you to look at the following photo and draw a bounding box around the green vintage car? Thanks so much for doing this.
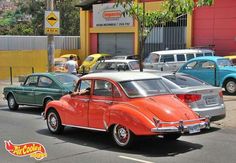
[3,73,79,111]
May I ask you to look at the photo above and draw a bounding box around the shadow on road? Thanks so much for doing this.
[37,127,203,157]
[0,106,44,115]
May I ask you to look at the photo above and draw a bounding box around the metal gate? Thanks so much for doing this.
[98,33,134,56]
[144,14,187,58]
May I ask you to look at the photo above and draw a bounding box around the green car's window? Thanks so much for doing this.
[24,76,38,87]
[38,76,53,87]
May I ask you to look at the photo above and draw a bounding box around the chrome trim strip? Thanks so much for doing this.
[157,117,206,125]
[62,124,107,132]
[91,99,113,103]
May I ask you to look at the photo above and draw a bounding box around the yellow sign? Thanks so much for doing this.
[47,12,58,26]
[44,11,60,35]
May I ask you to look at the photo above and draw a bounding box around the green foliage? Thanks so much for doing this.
[0,0,80,36]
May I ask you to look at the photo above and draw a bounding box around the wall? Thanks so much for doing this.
[193,0,236,55]
[0,49,81,80]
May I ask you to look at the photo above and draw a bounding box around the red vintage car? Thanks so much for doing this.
[43,72,210,148]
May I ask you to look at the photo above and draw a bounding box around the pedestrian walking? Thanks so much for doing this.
[65,55,78,75]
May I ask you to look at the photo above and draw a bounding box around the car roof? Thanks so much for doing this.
[81,72,161,82]
[87,53,111,58]
[151,49,214,55]
[29,73,68,77]
[98,59,138,63]
[188,56,225,62]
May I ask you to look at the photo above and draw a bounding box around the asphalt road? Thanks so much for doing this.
[0,95,236,163]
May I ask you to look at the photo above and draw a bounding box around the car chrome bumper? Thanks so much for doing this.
[41,112,46,120]
[151,117,210,134]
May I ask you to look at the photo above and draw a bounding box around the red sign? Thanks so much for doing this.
[4,140,47,160]
[103,10,122,20]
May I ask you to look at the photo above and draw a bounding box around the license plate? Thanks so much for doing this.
[188,124,200,134]
[205,96,217,105]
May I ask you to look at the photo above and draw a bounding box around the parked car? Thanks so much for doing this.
[54,58,67,73]
[43,72,210,148]
[224,55,236,65]
[156,73,225,121]
[3,73,79,111]
[78,53,111,74]
[111,55,139,60]
[144,49,215,72]
[178,56,236,95]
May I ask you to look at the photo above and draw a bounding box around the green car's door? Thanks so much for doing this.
[16,75,38,104]
[34,76,63,106]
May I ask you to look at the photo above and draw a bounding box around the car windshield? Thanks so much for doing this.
[85,56,94,62]
[55,74,79,85]
[119,79,170,97]
[54,61,64,67]
[129,61,140,70]
[163,74,207,88]
[217,59,233,67]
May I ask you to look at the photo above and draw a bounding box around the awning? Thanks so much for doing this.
[75,0,109,10]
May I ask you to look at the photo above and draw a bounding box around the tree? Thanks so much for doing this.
[115,0,213,71]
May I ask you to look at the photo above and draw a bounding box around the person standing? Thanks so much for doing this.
[65,55,78,75]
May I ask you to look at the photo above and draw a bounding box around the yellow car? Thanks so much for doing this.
[78,53,111,73]
[224,55,236,65]
[54,58,67,73]
[60,54,82,66]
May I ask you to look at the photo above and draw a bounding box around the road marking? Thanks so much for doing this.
[119,156,154,163]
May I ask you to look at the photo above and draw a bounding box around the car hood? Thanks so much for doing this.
[129,95,198,122]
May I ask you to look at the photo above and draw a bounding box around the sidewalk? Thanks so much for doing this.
[0,79,20,104]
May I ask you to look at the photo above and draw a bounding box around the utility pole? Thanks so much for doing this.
[47,0,55,72]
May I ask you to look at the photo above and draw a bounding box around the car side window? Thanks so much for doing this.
[184,61,198,70]
[24,76,38,87]
[196,53,203,57]
[160,55,174,62]
[38,76,53,87]
[200,61,215,69]
[177,54,185,61]
[78,80,91,93]
[186,54,194,60]
[93,80,113,97]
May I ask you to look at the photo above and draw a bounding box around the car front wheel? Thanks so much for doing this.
[225,79,236,95]
[47,109,64,134]
[112,124,134,148]
[7,94,19,111]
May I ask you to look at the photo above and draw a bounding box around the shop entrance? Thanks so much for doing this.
[98,33,134,56]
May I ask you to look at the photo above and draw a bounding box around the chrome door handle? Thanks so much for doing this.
[79,99,89,102]
[105,101,113,105]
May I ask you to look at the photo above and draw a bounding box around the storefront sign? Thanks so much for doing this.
[44,11,60,35]
[93,3,133,27]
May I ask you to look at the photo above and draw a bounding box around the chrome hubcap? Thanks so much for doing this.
[48,113,58,131]
[9,97,14,107]
[226,81,236,93]
[113,124,130,146]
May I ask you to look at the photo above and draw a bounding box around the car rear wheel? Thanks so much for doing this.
[225,79,236,95]
[47,110,64,134]
[7,94,19,111]
[163,133,181,141]
[112,124,134,148]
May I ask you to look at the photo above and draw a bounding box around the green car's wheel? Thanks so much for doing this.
[7,94,19,111]
[47,109,64,134]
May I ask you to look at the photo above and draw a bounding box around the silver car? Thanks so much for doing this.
[159,73,226,121]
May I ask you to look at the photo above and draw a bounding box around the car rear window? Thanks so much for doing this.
[55,74,79,84]
[85,56,94,62]
[163,75,206,88]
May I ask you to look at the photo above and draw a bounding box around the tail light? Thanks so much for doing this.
[219,91,223,98]
[176,94,201,104]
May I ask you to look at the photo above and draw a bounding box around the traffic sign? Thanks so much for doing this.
[44,11,60,35]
